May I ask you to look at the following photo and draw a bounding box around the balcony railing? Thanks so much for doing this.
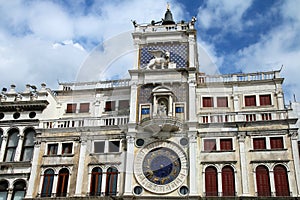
[199,110,288,124]
[198,71,280,84]
[41,116,129,129]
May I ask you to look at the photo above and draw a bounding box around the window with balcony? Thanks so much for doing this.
[79,103,90,113]
[220,139,233,151]
[108,141,120,152]
[270,137,284,149]
[260,94,271,106]
[21,129,35,161]
[47,144,58,155]
[217,97,228,107]
[66,103,76,113]
[245,95,256,106]
[204,139,216,151]
[253,138,266,150]
[94,141,105,153]
[62,143,73,155]
[105,101,115,112]
[203,97,214,107]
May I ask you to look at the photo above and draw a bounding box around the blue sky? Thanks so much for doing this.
[0,0,299,102]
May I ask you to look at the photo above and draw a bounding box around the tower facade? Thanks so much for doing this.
[0,7,299,200]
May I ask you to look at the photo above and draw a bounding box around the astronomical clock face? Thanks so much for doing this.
[134,141,188,194]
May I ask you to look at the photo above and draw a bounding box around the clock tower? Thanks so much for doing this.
[124,7,199,198]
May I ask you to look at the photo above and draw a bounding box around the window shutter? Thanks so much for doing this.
[203,97,214,107]
[274,165,290,196]
[260,94,271,106]
[256,166,271,196]
[245,96,256,106]
[222,166,235,196]
[217,97,228,107]
[205,167,218,196]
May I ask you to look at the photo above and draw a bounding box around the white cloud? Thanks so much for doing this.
[0,0,185,90]
[197,0,253,31]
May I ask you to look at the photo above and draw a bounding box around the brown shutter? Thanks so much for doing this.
[222,166,235,196]
[274,165,290,196]
[270,137,283,149]
[217,97,228,107]
[256,166,271,196]
[205,167,218,196]
[245,96,256,106]
[220,139,232,151]
[203,97,214,107]
[260,94,271,106]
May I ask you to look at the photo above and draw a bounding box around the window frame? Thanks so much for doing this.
[21,129,35,161]
[216,97,228,107]
[62,143,73,155]
[47,143,58,156]
[41,169,55,197]
[253,138,266,150]
[79,103,90,113]
[244,95,256,107]
[105,101,116,112]
[204,139,216,151]
[66,103,77,113]
[270,137,284,149]
[259,94,272,106]
[220,139,233,151]
[202,97,214,108]
[4,129,19,162]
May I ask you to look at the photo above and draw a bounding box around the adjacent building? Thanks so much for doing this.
[0,8,299,199]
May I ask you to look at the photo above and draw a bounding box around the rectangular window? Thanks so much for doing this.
[204,139,216,151]
[220,139,233,151]
[119,100,129,110]
[175,106,184,113]
[217,97,228,107]
[79,103,90,113]
[245,95,256,106]
[270,137,284,149]
[108,141,120,152]
[94,141,105,153]
[47,144,58,155]
[105,101,115,112]
[260,94,271,106]
[253,138,266,150]
[141,108,150,114]
[203,97,214,107]
[62,143,73,154]
[66,103,76,113]
[261,113,272,121]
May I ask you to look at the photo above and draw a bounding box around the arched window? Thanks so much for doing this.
[21,129,35,161]
[222,166,235,196]
[12,180,26,200]
[205,166,218,196]
[274,165,290,196]
[256,165,271,196]
[0,180,9,200]
[41,169,54,197]
[105,167,118,196]
[4,129,19,162]
[90,167,102,196]
[56,168,69,197]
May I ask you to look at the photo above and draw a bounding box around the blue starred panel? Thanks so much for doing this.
[139,43,188,69]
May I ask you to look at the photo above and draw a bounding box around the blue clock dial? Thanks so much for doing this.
[142,147,181,185]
